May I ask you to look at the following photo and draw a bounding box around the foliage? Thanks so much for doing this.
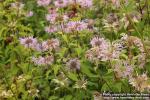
[0,0,150,99]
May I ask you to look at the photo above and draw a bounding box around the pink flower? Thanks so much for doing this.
[46,13,58,23]
[85,47,101,62]
[77,0,93,8]
[44,56,54,65]
[86,36,125,62]
[90,37,108,48]
[45,38,60,50]
[32,56,45,65]
[113,60,134,78]
[19,37,38,49]
[63,21,88,33]
[37,0,51,6]
[111,40,125,59]
[45,26,58,33]
[32,55,54,65]
[63,14,69,22]
[27,11,33,17]
[34,43,44,52]
[86,36,111,62]
[66,58,80,72]
[54,0,68,8]
[35,39,60,52]
[122,61,134,78]
[48,8,58,14]
[111,0,120,7]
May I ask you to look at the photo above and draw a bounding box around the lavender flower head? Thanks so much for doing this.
[19,37,38,49]
[45,25,58,33]
[63,21,88,33]
[48,7,58,14]
[37,0,51,6]
[90,36,109,48]
[46,13,58,23]
[86,37,112,62]
[113,60,134,79]
[129,74,150,92]
[54,0,69,8]
[35,38,60,52]
[86,36,126,62]
[27,11,33,17]
[122,61,134,78]
[77,0,93,8]
[32,56,45,65]
[45,38,60,50]
[85,47,101,62]
[66,58,80,72]
[32,55,54,66]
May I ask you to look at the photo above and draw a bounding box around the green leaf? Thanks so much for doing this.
[64,95,73,100]
[49,96,58,100]
[112,82,122,92]
[101,83,111,91]
[53,65,60,76]
[103,69,114,82]
[68,73,78,81]
[75,47,83,57]
[62,35,68,43]
[81,62,98,78]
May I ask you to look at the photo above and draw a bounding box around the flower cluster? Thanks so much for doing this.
[63,21,89,33]
[122,34,146,68]
[103,13,120,32]
[86,34,146,68]
[19,37,59,66]
[45,21,91,34]
[129,74,150,92]
[2,0,150,99]
[36,39,60,52]
[19,36,38,49]
[75,0,93,8]
[86,33,148,90]
[43,0,94,34]
[66,58,80,72]
[19,37,60,52]
[86,36,124,62]
[112,59,134,79]
[37,0,51,6]
[37,0,93,8]
[103,12,142,33]
[32,55,54,66]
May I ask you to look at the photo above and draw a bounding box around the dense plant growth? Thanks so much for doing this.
[0,0,150,99]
